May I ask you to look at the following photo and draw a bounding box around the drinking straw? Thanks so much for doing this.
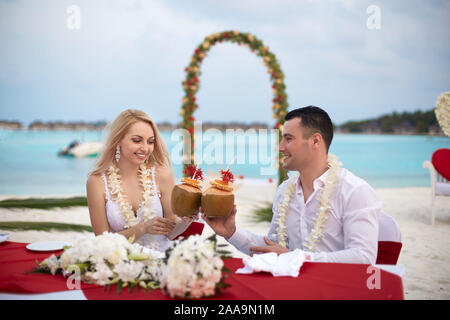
[225,156,237,172]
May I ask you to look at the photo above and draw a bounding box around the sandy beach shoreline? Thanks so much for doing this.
[1,182,449,300]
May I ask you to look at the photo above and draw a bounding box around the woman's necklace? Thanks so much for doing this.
[108,164,155,229]
[276,154,342,252]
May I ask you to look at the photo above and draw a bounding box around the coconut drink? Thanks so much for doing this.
[202,169,235,217]
[171,165,204,217]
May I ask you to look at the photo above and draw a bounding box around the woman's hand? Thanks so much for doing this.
[144,216,176,235]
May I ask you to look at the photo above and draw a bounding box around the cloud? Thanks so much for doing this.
[0,0,449,125]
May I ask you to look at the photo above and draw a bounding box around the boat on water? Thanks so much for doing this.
[58,140,104,158]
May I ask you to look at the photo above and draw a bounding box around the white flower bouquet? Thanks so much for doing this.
[32,232,232,298]
[435,91,450,136]
[160,234,231,299]
[32,232,162,293]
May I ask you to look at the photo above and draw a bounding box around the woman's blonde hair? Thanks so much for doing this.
[90,109,171,176]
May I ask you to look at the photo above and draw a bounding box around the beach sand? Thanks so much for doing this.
[1,180,449,300]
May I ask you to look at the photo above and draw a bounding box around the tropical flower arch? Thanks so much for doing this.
[180,30,289,183]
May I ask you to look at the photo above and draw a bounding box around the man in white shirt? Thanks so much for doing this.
[203,106,392,264]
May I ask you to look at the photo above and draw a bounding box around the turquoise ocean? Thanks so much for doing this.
[0,129,449,195]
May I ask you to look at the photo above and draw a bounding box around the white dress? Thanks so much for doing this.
[101,166,170,252]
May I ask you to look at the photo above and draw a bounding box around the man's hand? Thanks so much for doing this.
[201,204,237,239]
[249,237,289,256]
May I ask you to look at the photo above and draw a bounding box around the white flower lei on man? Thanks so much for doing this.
[108,164,156,229]
[276,154,342,252]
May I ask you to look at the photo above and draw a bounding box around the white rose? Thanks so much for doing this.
[60,251,73,269]
[91,261,114,285]
[43,254,60,275]
[113,260,143,283]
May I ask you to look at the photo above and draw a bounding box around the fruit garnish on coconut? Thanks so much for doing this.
[202,169,235,217]
[181,164,204,189]
[210,169,234,192]
[171,165,204,217]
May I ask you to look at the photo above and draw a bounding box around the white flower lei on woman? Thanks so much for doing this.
[276,154,342,252]
[108,164,155,229]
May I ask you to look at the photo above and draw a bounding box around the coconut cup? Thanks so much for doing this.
[201,186,234,217]
[171,183,202,217]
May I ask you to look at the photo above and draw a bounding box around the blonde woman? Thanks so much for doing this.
[87,109,184,251]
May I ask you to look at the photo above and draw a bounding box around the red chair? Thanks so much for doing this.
[377,212,402,265]
[173,221,205,240]
[376,241,402,265]
[423,148,450,225]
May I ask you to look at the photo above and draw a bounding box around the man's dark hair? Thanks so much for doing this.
[285,106,334,151]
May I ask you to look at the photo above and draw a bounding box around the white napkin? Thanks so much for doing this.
[236,249,306,277]
[167,218,193,240]
[142,247,166,259]
[375,264,405,278]
[0,233,10,243]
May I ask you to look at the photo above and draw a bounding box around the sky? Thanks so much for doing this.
[0,0,449,127]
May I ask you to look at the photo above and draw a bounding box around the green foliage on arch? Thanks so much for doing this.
[180,30,289,183]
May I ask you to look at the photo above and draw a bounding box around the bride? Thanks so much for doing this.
[87,109,182,251]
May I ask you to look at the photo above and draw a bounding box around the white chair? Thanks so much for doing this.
[378,211,402,242]
[422,160,450,225]
[377,211,402,265]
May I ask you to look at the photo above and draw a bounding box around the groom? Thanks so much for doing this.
[203,106,396,264]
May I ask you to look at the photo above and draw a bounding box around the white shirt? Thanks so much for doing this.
[228,168,381,264]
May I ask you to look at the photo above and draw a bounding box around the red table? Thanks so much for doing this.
[0,241,404,300]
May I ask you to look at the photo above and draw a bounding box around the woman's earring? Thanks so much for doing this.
[115,146,121,163]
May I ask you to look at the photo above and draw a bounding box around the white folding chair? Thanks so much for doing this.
[377,211,402,265]
[378,211,402,242]
[422,160,450,225]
